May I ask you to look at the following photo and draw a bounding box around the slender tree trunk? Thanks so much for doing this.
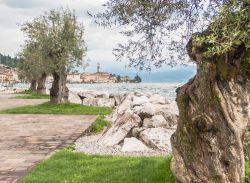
[29,80,37,91]
[50,69,69,104]
[37,73,47,94]
[171,33,250,183]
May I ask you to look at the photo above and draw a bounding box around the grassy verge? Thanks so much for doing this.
[90,115,111,133]
[12,91,49,99]
[15,90,34,94]
[21,149,173,183]
[20,148,250,183]
[0,102,113,115]
[247,161,250,182]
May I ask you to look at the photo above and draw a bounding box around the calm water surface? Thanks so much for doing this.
[14,82,183,101]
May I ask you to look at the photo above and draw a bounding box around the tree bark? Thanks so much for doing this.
[171,32,250,183]
[37,73,47,94]
[50,70,69,104]
[29,80,37,91]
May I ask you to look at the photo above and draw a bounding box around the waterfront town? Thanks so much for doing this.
[0,63,139,85]
[0,64,19,86]
[65,63,133,83]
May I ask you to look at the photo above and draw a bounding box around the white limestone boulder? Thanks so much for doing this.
[133,103,159,119]
[121,137,149,152]
[117,94,133,115]
[97,98,115,107]
[101,109,141,146]
[149,94,169,104]
[155,102,179,127]
[143,115,169,128]
[139,127,175,151]
[82,98,99,106]
[132,96,149,107]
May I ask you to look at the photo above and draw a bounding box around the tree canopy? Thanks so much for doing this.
[91,0,250,69]
[18,42,47,83]
[21,8,87,74]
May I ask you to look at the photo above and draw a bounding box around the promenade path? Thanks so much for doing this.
[0,94,96,183]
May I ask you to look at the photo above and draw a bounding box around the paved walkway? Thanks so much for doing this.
[0,94,96,183]
[0,94,48,110]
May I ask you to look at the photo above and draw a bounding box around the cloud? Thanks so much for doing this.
[0,0,196,79]
[1,0,48,9]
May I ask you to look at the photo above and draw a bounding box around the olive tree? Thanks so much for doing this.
[92,1,250,182]
[21,8,87,103]
[18,43,48,93]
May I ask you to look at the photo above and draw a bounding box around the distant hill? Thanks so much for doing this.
[0,53,19,68]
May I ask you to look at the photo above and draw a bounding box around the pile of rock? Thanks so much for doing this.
[74,91,179,155]
[69,90,116,107]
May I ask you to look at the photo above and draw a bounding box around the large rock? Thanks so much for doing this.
[78,91,98,98]
[97,98,115,107]
[83,98,99,106]
[96,92,110,98]
[132,96,149,107]
[131,127,146,138]
[139,127,175,151]
[155,102,179,127]
[133,103,159,119]
[68,91,82,104]
[113,95,122,106]
[121,137,149,152]
[117,94,133,115]
[149,94,169,104]
[143,115,169,128]
[101,109,141,146]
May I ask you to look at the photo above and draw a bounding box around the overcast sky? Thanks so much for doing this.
[0,0,196,82]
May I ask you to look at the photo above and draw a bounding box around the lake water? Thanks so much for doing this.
[14,82,183,101]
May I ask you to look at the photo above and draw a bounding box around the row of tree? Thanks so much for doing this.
[18,8,87,104]
[110,73,142,83]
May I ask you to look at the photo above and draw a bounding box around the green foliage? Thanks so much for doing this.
[90,116,110,133]
[92,0,240,68]
[133,74,142,83]
[246,161,250,183]
[0,53,19,68]
[116,75,121,82]
[21,149,174,183]
[18,42,47,82]
[0,102,113,115]
[21,8,87,74]
[198,2,250,56]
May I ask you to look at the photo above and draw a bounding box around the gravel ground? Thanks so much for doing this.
[75,134,171,157]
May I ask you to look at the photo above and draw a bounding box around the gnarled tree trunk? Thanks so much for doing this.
[171,33,250,183]
[50,69,69,104]
[37,73,47,94]
[29,79,37,91]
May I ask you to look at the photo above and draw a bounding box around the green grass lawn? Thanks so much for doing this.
[0,102,113,115]
[21,149,174,183]
[12,91,50,99]
[90,115,111,133]
[19,148,250,183]
[247,162,250,182]
[15,90,35,94]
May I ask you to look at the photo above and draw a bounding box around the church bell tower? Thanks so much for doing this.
[97,63,100,73]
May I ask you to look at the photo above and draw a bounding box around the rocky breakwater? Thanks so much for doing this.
[74,91,179,155]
